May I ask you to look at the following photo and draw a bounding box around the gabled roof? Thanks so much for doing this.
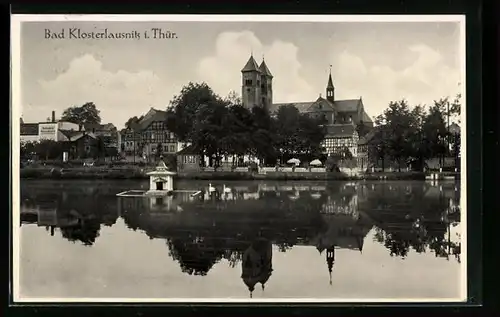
[325,124,356,138]
[136,108,168,130]
[259,60,273,77]
[20,123,39,136]
[306,97,336,112]
[241,56,260,73]
[59,130,97,142]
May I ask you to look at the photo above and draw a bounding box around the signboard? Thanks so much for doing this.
[39,123,57,140]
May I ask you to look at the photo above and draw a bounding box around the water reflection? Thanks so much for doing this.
[20,180,461,297]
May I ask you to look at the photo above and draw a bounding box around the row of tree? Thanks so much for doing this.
[164,82,327,166]
[368,95,461,171]
[20,137,114,161]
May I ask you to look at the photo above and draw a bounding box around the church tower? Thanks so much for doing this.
[241,55,262,109]
[259,57,273,109]
[326,67,335,103]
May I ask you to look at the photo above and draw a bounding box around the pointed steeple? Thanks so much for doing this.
[241,55,261,73]
[259,57,273,78]
[326,246,335,286]
[326,65,335,103]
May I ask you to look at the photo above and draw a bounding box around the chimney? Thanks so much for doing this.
[51,111,55,123]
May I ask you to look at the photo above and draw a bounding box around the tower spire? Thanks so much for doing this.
[326,64,335,103]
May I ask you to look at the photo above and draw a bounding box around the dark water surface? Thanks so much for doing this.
[18,179,463,301]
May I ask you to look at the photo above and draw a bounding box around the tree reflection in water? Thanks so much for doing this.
[20,181,462,271]
[20,182,120,246]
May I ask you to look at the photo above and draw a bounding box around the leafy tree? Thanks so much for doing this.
[221,105,254,166]
[422,102,448,166]
[368,126,390,171]
[165,82,220,142]
[224,90,242,105]
[34,140,66,160]
[61,102,101,125]
[96,136,106,159]
[20,141,37,159]
[274,105,326,163]
[191,101,229,168]
[124,115,143,129]
[250,106,277,164]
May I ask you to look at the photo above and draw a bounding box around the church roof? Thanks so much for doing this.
[259,60,273,77]
[269,102,313,113]
[241,56,261,73]
[334,99,361,112]
[325,124,356,138]
[270,98,372,123]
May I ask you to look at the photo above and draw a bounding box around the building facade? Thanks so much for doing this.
[240,55,373,158]
[84,123,121,154]
[120,108,187,161]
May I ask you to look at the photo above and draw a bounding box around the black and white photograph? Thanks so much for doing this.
[11,15,466,302]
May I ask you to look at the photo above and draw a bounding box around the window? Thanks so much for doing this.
[169,145,175,153]
[164,145,168,152]
[245,79,253,86]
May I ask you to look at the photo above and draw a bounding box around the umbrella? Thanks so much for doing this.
[310,159,322,166]
[287,158,300,165]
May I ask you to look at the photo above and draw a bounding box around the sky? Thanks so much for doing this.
[18,19,463,129]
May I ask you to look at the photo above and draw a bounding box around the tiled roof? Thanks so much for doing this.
[334,99,360,112]
[59,130,97,141]
[259,60,273,77]
[324,124,356,138]
[20,123,38,136]
[177,144,200,155]
[241,56,260,72]
[269,102,314,113]
[137,108,168,130]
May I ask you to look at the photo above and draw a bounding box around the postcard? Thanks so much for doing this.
[11,14,466,303]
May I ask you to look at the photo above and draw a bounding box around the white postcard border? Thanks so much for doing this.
[10,14,467,303]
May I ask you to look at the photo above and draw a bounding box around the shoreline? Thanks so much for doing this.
[19,168,460,181]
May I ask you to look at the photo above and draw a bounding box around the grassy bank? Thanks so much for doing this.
[19,167,460,181]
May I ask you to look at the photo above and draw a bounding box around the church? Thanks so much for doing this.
[241,55,374,158]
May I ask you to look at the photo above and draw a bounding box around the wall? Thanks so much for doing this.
[177,154,200,172]
[20,135,39,143]
[58,121,79,131]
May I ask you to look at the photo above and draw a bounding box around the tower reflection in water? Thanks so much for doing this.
[20,181,461,295]
[241,238,273,298]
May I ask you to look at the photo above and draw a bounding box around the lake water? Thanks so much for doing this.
[17,179,463,301]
